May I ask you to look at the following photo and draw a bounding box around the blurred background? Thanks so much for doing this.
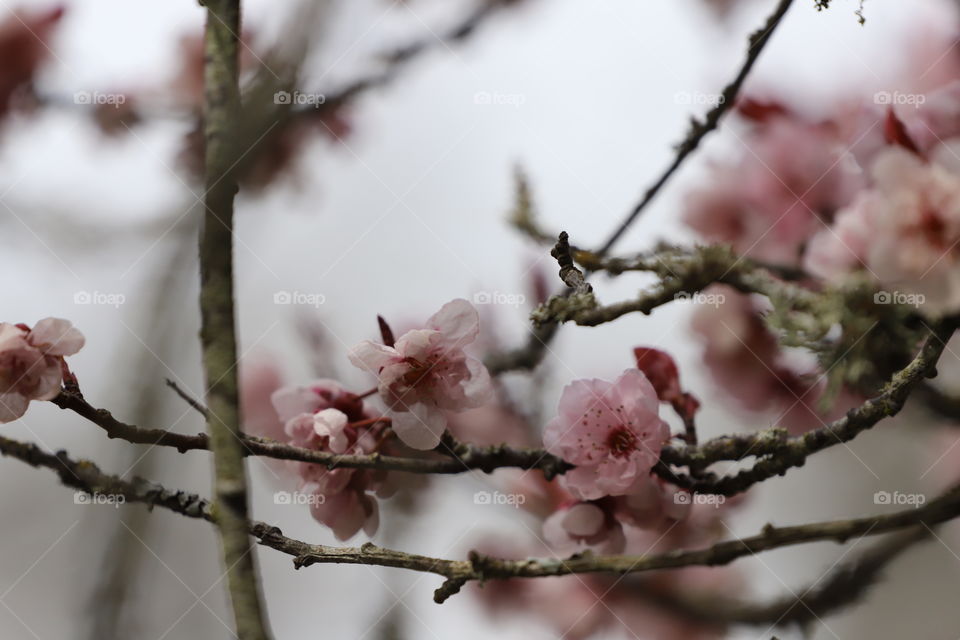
[1,0,960,638]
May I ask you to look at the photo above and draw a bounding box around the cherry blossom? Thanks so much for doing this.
[348,299,493,450]
[0,318,84,423]
[543,369,670,500]
[613,476,692,530]
[542,501,626,555]
[270,379,386,540]
[804,145,960,315]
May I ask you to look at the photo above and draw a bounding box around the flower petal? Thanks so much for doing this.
[28,318,85,356]
[390,403,446,450]
[425,298,479,349]
[347,341,397,375]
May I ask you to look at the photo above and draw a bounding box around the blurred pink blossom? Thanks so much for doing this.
[613,476,692,530]
[685,115,862,266]
[543,501,626,555]
[805,145,960,315]
[239,355,286,441]
[691,290,831,433]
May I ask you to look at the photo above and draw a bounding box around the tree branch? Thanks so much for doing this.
[657,320,955,494]
[52,317,953,497]
[199,1,272,638]
[536,244,818,327]
[627,526,932,628]
[1,434,958,607]
[52,389,572,478]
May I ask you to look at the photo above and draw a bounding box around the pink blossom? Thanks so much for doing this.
[543,501,625,555]
[543,369,670,500]
[0,318,84,423]
[270,379,385,540]
[613,477,691,530]
[348,299,493,450]
[804,146,960,314]
[271,379,367,424]
[308,489,379,541]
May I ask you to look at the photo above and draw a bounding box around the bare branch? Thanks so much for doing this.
[627,526,931,627]
[1,434,958,606]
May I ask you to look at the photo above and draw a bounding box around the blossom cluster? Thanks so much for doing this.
[235,297,717,554]
[685,73,960,317]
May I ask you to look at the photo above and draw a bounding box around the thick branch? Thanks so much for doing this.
[200,1,272,638]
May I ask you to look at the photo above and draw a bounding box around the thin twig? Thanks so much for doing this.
[51,389,571,478]
[597,0,795,255]
[165,378,209,417]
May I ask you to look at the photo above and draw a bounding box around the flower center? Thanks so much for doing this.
[606,425,637,457]
[400,356,438,388]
